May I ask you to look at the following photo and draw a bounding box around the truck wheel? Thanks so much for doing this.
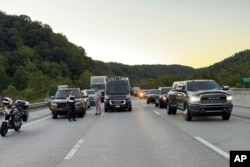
[184,107,192,121]
[105,108,108,112]
[167,105,172,115]
[222,114,230,120]
[52,113,58,119]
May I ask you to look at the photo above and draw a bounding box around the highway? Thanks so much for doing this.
[0,97,249,167]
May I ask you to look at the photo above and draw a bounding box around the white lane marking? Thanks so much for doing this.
[195,136,229,160]
[64,138,84,160]
[23,116,51,127]
[154,111,161,116]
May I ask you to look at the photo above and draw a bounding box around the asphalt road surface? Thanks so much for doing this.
[0,97,249,167]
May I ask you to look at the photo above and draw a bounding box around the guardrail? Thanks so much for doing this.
[0,102,48,115]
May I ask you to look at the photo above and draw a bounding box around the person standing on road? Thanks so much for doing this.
[67,91,77,121]
[94,87,102,115]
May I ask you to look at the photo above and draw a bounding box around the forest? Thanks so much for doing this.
[0,11,250,102]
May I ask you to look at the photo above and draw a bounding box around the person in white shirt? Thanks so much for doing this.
[67,91,76,121]
[94,87,101,115]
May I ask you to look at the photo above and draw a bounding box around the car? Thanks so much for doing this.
[155,87,171,108]
[138,89,148,99]
[85,89,95,106]
[49,85,86,119]
[146,89,158,104]
[131,86,140,96]
[81,89,91,108]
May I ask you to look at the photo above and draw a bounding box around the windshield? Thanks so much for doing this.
[161,87,171,94]
[106,81,129,95]
[55,89,82,99]
[148,89,157,94]
[90,84,105,90]
[187,81,221,91]
[87,90,95,95]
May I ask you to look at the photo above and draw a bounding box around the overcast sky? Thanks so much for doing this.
[1,0,250,68]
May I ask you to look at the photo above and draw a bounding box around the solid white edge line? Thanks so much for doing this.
[64,138,84,160]
[154,111,161,115]
[195,136,229,160]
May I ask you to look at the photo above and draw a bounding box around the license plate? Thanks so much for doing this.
[115,105,120,108]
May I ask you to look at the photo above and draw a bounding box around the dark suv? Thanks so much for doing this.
[155,87,171,108]
[49,87,86,119]
[104,77,132,112]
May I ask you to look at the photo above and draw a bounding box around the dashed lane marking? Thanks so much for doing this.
[195,136,229,160]
[153,111,161,116]
[64,138,85,160]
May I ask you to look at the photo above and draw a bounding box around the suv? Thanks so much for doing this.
[49,86,86,119]
[81,89,91,108]
[104,77,132,112]
[155,87,171,108]
[146,89,158,104]
[85,89,95,106]
[167,80,233,121]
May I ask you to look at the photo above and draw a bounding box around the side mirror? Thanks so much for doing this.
[51,96,55,99]
[222,86,229,91]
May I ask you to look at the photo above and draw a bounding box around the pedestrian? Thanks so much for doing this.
[67,90,77,121]
[94,87,102,115]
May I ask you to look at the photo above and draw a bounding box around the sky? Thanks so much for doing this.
[0,0,250,68]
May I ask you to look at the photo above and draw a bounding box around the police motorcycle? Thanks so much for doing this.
[0,97,29,137]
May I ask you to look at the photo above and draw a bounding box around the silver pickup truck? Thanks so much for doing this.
[167,80,233,121]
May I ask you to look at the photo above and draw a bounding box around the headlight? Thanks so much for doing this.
[126,94,130,99]
[51,102,58,107]
[161,96,167,101]
[75,101,81,105]
[227,95,233,102]
[189,96,200,104]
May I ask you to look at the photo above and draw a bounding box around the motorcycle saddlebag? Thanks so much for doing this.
[22,110,29,122]
[15,100,30,110]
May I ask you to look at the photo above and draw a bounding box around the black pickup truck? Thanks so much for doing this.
[167,80,233,121]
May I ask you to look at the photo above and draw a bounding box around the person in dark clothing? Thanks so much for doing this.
[67,91,77,122]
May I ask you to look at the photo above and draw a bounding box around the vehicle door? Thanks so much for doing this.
[175,83,186,110]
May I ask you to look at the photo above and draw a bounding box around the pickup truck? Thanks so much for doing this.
[167,80,233,121]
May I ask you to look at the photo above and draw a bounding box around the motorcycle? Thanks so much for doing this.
[0,100,29,137]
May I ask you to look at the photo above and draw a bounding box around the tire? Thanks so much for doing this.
[0,122,8,137]
[184,106,192,121]
[78,107,85,118]
[52,112,58,119]
[222,114,230,120]
[128,106,132,111]
[105,108,108,112]
[155,102,158,107]
[159,102,162,108]
[13,119,22,131]
[167,103,172,115]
